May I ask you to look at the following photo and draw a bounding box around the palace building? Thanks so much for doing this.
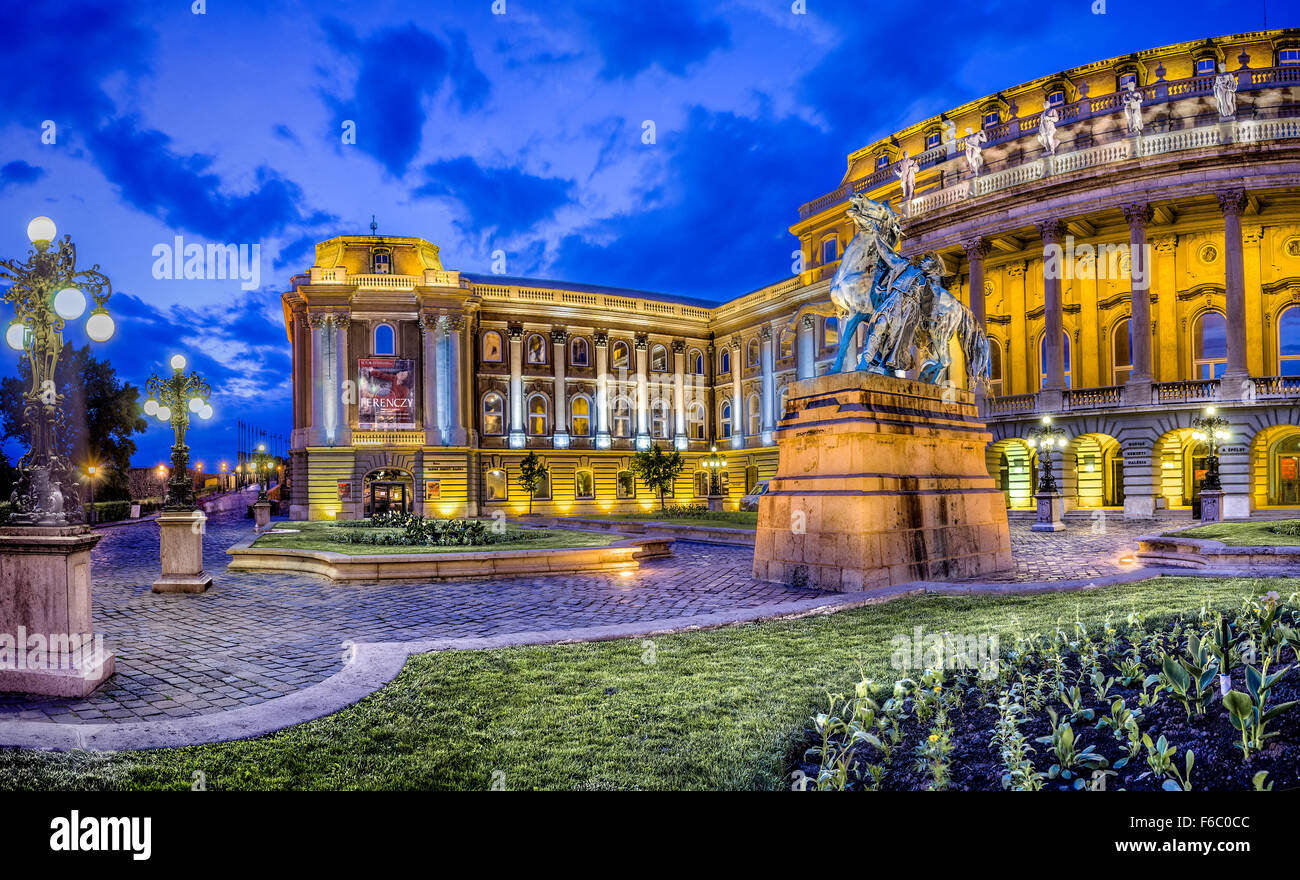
[285,29,1300,522]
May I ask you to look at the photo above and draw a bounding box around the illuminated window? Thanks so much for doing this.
[1112,319,1133,385]
[1046,90,1065,108]
[571,396,591,436]
[574,469,594,500]
[925,131,941,149]
[570,336,589,366]
[612,397,632,438]
[1192,310,1227,379]
[747,338,759,367]
[616,470,635,499]
[650,344,668,373]
[778,384,789,416]
[481,330,503,363]
[824,316,839,348]
[778,330,793,359]
[1038,331,1073,389]
[532,469,551,500]
[373,323,395,356]
[1196,57,1216,76]
[983,110,1000,128]
[694,471,710,496]
[527,394,549,436]
[1279,306,1300,376]
[747,393,761,437]
[484,468,507,502]
[988,338,1004,397]
[1282,49,1300,66]
[611,340,630,370]
[719,348,731,374]
[371,248,391,274]
[651,399,670,439]
[526,334,547,365]
[875,155,888,170]
[687,402,706,439]
[821,236,838,265]
[689,348,704,374]
[720,400,732,438]
[482,392,505,436]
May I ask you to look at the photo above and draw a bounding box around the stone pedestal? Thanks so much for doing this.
[753,372,1012,592]
[152,511,213,594]
[1031,491,1066,532]
[706,494,726,512]
[0,526,115,696]
[1199,490,1223,523]
[253,501,271,531]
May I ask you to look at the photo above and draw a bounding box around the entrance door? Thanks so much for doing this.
[1106,456,1125,507]
[1278,455,1300,505]
[998,453,1011,508]
[369,482,408,516]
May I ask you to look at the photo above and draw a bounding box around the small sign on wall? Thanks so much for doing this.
[338,481,352,501]
[425,480,441,500]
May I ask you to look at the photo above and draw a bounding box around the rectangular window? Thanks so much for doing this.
[694,471,710,497]
[926,132,941,149]
[1047,90,1065,107]
[875,155,888,169]
[1281,49,1300,66]
[575,470,594,500]
[1196,58,1216,75]
[484,469,507,502]
[983,110,1000,128]
[1118,73,1137,89]
[532,472,551,500]
[616,470,635,499]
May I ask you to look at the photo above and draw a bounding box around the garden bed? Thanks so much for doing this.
[793,590,1300,791]
[1172,519,1300,547]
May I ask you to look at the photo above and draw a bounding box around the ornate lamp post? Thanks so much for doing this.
[1027,415,1069,532]
[1192,406,1231,521]
[84,464,99,526]
[219,460,229,491]
[143,354,215,593]
[248,442,275,529]
[702,444,727,511]
[0,217,116,695]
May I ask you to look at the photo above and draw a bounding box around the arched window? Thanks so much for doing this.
[720,401,732,438]
[570,336,589,367]
[574,469,595,500]
[821,236,838,265]
[1112,319,1132,386]
[746,338,759,367]
[570,395,591,436]
[611,397,632,438]
[616,470,635,499]
[778,384,790,416]
[823,316,839,348]
[1192,310,1227,379]
[481,392,505,436]
[481,330,503,363]
[484,468,507,502]
[719,348,731,374]
[687,401,706,439]
[688,348,704,374]
[611,340,630,370]
[988,338,1004,397]
[650,399,670,439]
[747,393,761,437]
[779,330,793,359]
[526,333,547,365]
[650,344,668,373]
[1038,331,1072,389]
[1279,305,1300,376]
[526,394,549,436]
[373,323,395,356]
[371,247,392,274]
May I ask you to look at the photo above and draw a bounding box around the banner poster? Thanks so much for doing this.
[358,357,417,429]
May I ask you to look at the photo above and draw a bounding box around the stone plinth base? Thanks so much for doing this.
[153,511,213,594]
[253,501,271,530]
[1199,490,1223,523]
[1031,492,1066,532]
[753,372,1012,592]
[0,525,116,695]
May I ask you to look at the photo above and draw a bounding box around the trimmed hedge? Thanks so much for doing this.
[92,500,132,523]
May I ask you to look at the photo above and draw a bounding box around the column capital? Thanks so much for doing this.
[444,313,466,332]
[963,237,989,258]
[593,330,608,347]
[1036,219,1066,244]
[1152,234,1178,254]
[332,313,350,331]
[549,328,568,344]
[634,334,648,350]
[800,314,815,330]
[729,335,742,349]
[418,312,438,334]
[671,339,685,354]
[308,313,328,329]
[506,324,523,341]
[759,325,773,341]
[1216,188,1247,216]
[1121,203,1153,229]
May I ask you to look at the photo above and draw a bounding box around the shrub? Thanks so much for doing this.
[325,516,524,548]
[1269,521,1300,537]
[93,500,132,523]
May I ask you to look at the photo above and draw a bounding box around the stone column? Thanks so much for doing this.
[760,325,775,445]
[797,314,815,380]
[1218,189,1250,392]
[551,329,568,447]
[594,331,611,448]
[1122,204,1154,404]
[333,314,351,446]
[730,337,743,448]
[308,313,327,446]
[964,237,988,327]
[507,325,525,447]
[1038,220,1067,397]
[672,340,687,450]
[446,315,467,446]
[1153,236,1179,382]
[420,313,442,447]
[634,335,650,447]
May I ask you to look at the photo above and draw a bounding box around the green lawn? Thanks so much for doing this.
[251,521,617,555]
[1172,520,1300,546]
[0,574,1287,791]
[574,510,758,529]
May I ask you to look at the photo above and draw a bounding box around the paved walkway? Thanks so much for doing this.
[0,509,1235,748]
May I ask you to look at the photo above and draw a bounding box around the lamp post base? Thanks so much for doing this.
[1031,491,1066,532]
[1199,490,1224,523]
[152,510,213,594]
[253,501,271,531]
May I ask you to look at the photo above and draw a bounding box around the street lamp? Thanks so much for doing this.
[219,461,228,491]
[1191,406,1230,492]
[84,464,98,525]
[249,442,273,502]
[702,445,727,496]
[0,217,116,524]
[1026,415,1068,494]
[143,354,213,510]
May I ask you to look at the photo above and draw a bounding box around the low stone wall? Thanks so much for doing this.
[1136,532,1300,570]
[226,534,674,582]
[522,515,755,546]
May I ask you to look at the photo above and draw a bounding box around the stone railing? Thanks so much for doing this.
[1063,385,1123,410]
[1253,375,1300,399]
[972,158,1046,197]
[1153,379,1221,403]
[351,274,420,290]
[1136,124,1222,157]
[984,393,1037,415]
[352,429,427,447]
[472,283,715,324]
[981,376,1300,422]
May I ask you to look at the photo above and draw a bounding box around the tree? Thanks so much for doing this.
[1,344,147,503]
[630,442,686,511]
[516,450,549,515]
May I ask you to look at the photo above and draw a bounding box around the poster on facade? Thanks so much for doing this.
[425,480,441,500]
[357,357,417,428]
[338,481,352,501]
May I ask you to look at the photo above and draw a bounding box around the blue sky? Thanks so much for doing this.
[0,0,1285,467]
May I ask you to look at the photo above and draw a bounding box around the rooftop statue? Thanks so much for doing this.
[963,127,987,175]
[793,196,991,388]
[1214,63,1238,118]
[1122,82,1145,134]
[1037,107,1062,155]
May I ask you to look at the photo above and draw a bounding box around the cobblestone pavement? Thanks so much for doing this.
[957,517,1159,584]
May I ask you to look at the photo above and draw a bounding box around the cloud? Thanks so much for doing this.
[414,157,574,238]
[321,20,490,177]
[578,0,730,80]
[0,160,44,190]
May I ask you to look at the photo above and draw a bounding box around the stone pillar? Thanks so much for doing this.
[1153,235,1178,382]
[1122,204,1154,404]
[797,314,816,380]
[1121,436,1157,520]
[1218,189,1250,392]
[420,314,443,447]
[760,325,775,445]
[594,331,611,448]
[964,237,988,327]
[1219,440,1252,520]
[507,325,524,447]
[153,510,214,593]
[308,313,327,446]
[551,329,569,447]
[730,337,743,448]
[333,314,351,446]
[672,340,687,450]
[1038,220,1067,399]
[634,335,650,448]
[446,315,467,446]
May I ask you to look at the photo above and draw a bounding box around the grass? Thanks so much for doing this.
[1172,519,1300,546]
[251,521,618,555]
[0,574,1290,791]
[575,510,759,529]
